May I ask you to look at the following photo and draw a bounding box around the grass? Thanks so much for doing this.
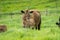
[0,13,60,40]
[0,0,60,40]
[0,0,60,13]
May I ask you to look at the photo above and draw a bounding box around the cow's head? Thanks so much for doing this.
[21,10,33,20]
[0,25,7,32]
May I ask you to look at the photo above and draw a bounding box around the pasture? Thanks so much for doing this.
[0,12,60,40]
[0,0,60,40]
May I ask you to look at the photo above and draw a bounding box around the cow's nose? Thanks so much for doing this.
[28,17,30,19]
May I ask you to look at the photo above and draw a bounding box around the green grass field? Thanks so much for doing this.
[0,0,60,40]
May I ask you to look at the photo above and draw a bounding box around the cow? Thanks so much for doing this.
[21,9,41,30]
[0,25,7,32]
[56,17,60,27]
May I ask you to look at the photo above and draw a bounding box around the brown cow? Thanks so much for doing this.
[0,25,7,32]
[21,9,41,30]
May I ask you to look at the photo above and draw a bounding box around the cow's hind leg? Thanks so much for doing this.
[38,22,41,30]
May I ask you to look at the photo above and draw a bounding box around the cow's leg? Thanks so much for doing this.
[38,21,41,30]
[38,24,40,30]
[35,25,38,30]
[35,24,40,30]
[31,26,35,30]
[35,27,37,30]
[38,18,41,30]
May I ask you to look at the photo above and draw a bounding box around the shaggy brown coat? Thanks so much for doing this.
[21,9,41,30]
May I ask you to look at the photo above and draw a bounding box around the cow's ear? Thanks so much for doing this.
[21,10,25,13]
[30,11,33,13]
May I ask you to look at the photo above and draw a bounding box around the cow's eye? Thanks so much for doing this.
[30,11,33,13]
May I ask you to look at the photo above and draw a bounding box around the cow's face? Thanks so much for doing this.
[21,10,33,21]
